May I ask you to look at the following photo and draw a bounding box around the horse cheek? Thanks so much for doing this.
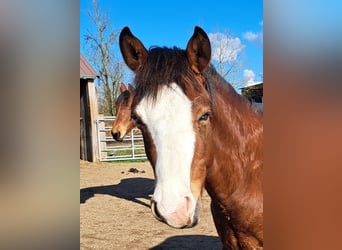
[190,124,210,199]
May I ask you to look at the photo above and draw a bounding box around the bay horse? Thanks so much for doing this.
[111,83,136,141]
[111,83,157,166]
[119,26,263,249]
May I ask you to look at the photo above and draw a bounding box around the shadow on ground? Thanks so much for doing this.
[149,235,222,249]
[80,177,154,208]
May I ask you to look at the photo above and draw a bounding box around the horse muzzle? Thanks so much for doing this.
[150,197,199,229]
[111,131,123,142]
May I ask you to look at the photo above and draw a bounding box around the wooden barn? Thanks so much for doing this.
[80,54,99,162]
[241,82,263,111]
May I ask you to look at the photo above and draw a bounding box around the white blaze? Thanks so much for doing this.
[136,83,196,215]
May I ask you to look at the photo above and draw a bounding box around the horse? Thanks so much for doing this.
[119,26,263,249]
[111,83,136,141]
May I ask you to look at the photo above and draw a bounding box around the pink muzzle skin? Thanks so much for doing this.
[150,196,199,229]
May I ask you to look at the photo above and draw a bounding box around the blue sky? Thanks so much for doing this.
[80,0,263,90]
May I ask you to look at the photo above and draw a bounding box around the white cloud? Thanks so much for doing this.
[243,31,263,45]
[243,32,258,41]
[243,69,255,85]
[208,32,245,63]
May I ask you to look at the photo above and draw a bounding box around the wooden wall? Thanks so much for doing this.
[80,79,98,162]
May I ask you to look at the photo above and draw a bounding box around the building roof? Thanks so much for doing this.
[240,81,263,90]
[80,54,98,79]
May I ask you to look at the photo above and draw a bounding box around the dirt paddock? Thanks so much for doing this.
[80,160,222,249]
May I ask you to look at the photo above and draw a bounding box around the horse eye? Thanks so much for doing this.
[198,112,210,122]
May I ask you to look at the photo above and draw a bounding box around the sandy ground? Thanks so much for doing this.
[80,160,222,249]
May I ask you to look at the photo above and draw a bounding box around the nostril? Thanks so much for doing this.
[151,200,164,222]
[113,132,121,141]
[184,196,193,213]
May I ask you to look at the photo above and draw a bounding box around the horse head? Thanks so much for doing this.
[111,83,136,141]
[119,27,214,228]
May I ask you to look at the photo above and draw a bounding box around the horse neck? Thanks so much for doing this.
[205,79,263,205]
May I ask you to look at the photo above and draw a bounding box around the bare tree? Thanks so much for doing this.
[208,31,245,88]
[83,0,124,115]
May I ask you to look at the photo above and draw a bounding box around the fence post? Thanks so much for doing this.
[95,119,101,161]
[131,129,135,159]
[98,117,107,161]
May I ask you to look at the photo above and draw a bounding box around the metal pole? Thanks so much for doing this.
[131,129,135,159]
[95,119,102,161]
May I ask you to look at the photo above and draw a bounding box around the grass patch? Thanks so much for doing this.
[102,158,148,163]
[105,148,147,163]
[107,149,146,156]
[114,159,147,163]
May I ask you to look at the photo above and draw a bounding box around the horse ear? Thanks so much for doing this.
[119,27,148,72]
[120,83,127,93]
[128,84,135,94]
[186,26,211,74]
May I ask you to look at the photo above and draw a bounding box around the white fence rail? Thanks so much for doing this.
[95,116,147,161]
